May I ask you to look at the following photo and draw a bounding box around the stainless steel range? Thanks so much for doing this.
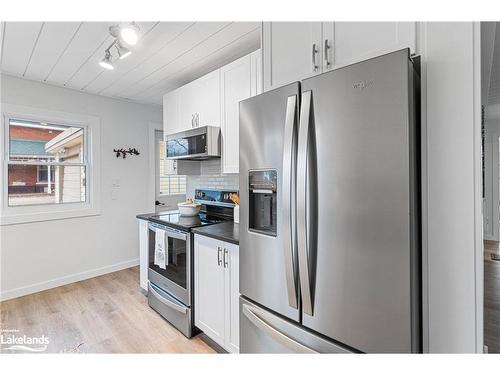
[147,189,236,337]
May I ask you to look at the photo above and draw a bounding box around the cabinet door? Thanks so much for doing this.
[220,55,252,174]
[223,242,239,353]
[323,22,416,69]
[138,219,149,291]
[194,235,225,347]
[198,69,221,127]
[263,22,322,91]
[250,49,263,96]
[163,90,181,135]
[179,81,198,131]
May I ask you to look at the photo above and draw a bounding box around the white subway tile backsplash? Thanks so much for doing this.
[186,159,239,198]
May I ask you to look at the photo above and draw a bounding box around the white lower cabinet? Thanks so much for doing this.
[138,219,149,292]
[194,234,239,353]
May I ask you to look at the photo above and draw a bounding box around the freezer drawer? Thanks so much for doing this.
[239,297,352,353]
[148,281,193,338]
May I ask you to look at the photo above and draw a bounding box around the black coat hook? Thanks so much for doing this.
[113,148,140,159]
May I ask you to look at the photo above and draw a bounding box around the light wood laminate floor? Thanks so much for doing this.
[0,267,215,353]
[484,240,500,353]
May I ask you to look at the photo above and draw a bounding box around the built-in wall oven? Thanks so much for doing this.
[148,222,193,337]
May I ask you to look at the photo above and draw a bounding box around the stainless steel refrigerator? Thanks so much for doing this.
[239,49,421,353]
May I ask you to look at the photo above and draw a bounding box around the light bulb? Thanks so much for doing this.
[99,51,114,70]
[115,42,132,60]
[120,23,139,46]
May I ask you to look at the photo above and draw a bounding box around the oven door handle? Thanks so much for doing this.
[148,281,188,314]
[148,223,187,241]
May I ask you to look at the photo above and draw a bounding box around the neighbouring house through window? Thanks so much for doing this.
[7,118,87,206]
[158,137,186,195]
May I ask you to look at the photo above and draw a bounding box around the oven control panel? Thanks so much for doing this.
[194,189,238,206]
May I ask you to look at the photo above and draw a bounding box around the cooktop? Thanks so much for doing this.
[150,210,228,230]
[148,189,237,230]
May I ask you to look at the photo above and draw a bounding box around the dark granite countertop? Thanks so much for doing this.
[136,213,156,221]
[192,222,239,245]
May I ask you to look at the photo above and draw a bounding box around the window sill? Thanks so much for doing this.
[0,206,101,226]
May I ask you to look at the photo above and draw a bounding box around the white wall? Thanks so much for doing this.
[422,22,482,353]
[0,74,162,300]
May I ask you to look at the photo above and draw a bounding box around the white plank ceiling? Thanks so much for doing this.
[0,22,261,106]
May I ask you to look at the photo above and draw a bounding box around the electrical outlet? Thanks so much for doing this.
[112,179,120,187]
[111,189,119,200]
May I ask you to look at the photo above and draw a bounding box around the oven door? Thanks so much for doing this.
[148,222,191,306]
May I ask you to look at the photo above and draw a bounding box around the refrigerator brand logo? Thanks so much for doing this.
[352,80,374,91]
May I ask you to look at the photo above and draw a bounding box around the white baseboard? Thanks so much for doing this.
[0,258,139,301]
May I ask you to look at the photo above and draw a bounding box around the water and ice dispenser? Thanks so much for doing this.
[248,169,277,237]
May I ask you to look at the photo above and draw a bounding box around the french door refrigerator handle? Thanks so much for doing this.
[242,304,317,353]
[282,94,298,309]
[297,90,314,316]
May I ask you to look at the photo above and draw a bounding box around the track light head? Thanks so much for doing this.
[99,50,114,70]
[115,41,132,60]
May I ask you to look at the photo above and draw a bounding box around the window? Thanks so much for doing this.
[37,165,56,183]
[6,118,86,207]
[1,104,101,225]
[158,139,186,195]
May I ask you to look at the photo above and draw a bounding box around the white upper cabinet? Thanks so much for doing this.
[163,69,221,136]
[263,22,416,90]
[163,50,261,172]
[180,69,221,130]
[250,49,263,96]
[220,54,253,174]
[163,90,182,136]
[322,22,416,69]
[263,22,322,91]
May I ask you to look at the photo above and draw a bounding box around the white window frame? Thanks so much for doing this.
[1,103,101,225]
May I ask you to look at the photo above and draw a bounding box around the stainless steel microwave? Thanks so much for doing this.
[166,126,221,160]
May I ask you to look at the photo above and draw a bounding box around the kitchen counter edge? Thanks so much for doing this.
[192,222,239,245]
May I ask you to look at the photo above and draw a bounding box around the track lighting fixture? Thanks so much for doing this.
[98,22,140,70]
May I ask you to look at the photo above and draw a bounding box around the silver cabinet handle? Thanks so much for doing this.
[324,39,331,68]
[223,248,228,268]
[282,94,299,309]
[297,90,314,316]
[217,246,222,266]
[148,281,188,314]
[312,43,319,72]
[242,304,317,353]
